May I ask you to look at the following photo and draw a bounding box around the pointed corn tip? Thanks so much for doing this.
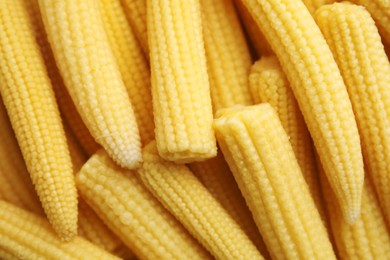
[344,207,361,225]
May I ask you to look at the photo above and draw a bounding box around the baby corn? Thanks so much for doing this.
[214,104,336,260]
[148,0,217,163]
[0,0,77,240]
[76,150,210,260]
[301,0,336,15]
[140,142,263,260]
[241,0,364,223]
[38,0,142,169]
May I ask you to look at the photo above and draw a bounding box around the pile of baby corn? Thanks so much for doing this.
[0,0,389,259]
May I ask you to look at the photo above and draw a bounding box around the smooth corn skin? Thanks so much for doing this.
[200,0,253,113]
[214,104,336,260]
[0,99,42,215]
[76,150,210,260]
[99,0,155,146]
[249,57,325,221]
[241,0,364,223]
[38,0,142,169]
[316,3,390,226]
[148,0,217,163]
[0,200,120,260]
[140,142,263,260]
[0,0,77,240]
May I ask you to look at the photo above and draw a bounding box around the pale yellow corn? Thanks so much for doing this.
[0,99,42,215]
[241,0,364,223]
[38,0,142,169]
[140,142,263,260]
[121,0,149,55]
[200,0,253,113]
[301,0,336,15]
[99,0,154,146]
[0,247,18,260]
[348,0,390,44]
[316,2,390,227]
[76,149,211,260]
[148,0,217,163]
[214,104,336,260]
[0,200,120,260]
[0,0,77,240]
[249,56,325,222]
[189,154,270,257]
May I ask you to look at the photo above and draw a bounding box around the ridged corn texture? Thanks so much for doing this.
[0,99,42,215]
[348,0,390,44]
[200,0,253,113]
[214,104,336,260]
[121,0,149,55]
[38,0,142,169]
[189,154,270,257]
[76,149,210,260]
[316,2,390,227]
[148,0,217,163]
[301,0,336,15]
[0,247,18,260]
[0,0,77,240]
[140,142,263,260]
[99,0,155,146]
[0,200,120,260]
[241,0,364,223]
[249,56,325,222]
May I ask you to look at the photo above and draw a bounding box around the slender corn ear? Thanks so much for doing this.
[214,104,336,260]
[99,0,154,146]
[200,0,253,113]
[300,0,336,15]
[315,2,390,227]
[348,0,390,44]
[189,154,270,258]
[76,150,211,260]
[38,0,142,169]
[0,0,77,240]
[140,142,263,260]
[0,99,43,215]
[0,200,120,260]
[121,0,148,55]
[249,56,326,223]
[241,0,364,223]
[148,0,217,163]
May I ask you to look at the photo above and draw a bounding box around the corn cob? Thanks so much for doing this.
[189,154,270,257]
[0,200,120,260]
[38,0,142,169]
[121,0,149,55]
[200,0,253,113]
[0,98,42,215]
[0,247,18,260]
[76,149,211,260]
[0,0,77,240]
[214,104,336,259]
[140,142,263,260]
[148,0,217,163]
[348,0,390,44]
[301,0,336,15]
[249,56,325,222]
[99,0,154,146]
[241,0,364,223]
[316,2,390,227]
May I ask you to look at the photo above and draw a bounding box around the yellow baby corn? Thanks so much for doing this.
[148,0,217,163]
[0,99,42,215]
[241,0,364,223]
[140,142,263,260]
[99,0,154,146]
[0,200,120,260]
[38,0,142,169]
[249,56,325,221]
[214,104,336,260]
[76,150,211,260]
[121,0,149,55]
[200,0,253,113]
[301,0,336,15]
[0,247,17,260]
[189,154,270,257]
[0,0,77,240]
[316,2,390,226]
